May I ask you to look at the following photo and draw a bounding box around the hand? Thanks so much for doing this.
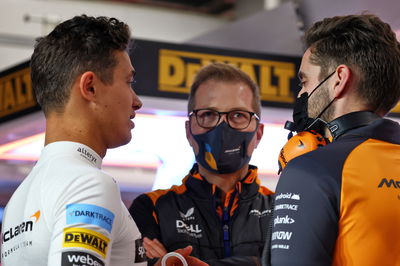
[155,246,209,266]
[143,237,167,259]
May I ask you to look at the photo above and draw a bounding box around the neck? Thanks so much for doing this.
[198,164,249,194]
[45,112,107,158]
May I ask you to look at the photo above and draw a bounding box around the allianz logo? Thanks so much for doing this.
[275,193,300,201]
[274,215,295,226]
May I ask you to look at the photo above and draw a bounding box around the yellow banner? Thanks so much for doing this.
[0,66,35,119]
[158,49,296,103]
[391,102,400,113]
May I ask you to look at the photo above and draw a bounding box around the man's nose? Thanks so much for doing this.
[132,92,142,111]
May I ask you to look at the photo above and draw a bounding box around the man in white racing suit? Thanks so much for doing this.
[1,142,146,265]
[0,15,205,266]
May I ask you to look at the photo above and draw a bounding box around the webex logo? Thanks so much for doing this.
[62,251,104,266]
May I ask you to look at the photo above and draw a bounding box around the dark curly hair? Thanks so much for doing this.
[31,15,131,114]
[305,13,400,115]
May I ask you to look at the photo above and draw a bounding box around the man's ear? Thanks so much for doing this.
[333,65,351,99]
[185,120,193,147]
[254,122,264,148]
[79,71,97,101]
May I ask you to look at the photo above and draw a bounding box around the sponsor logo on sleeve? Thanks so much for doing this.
[63,228,109,258]
[273,215,295,226]
[275,193,301,201]
[271,244,290,250]
[61,251,104,266]
[134,238,147,263]
[274,204,298,211]
[66,204,115,233]
[271,231,293,241]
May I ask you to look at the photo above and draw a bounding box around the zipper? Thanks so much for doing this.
[222,190,237,258]
[262,195,275,266]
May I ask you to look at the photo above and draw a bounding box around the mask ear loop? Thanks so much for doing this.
[308,70,336,98]
[304,70,337,131]
[161,252,188,266]
[305,97,335,131]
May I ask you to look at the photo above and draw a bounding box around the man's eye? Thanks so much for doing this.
[232,112,244,118]
[201,111,215,118]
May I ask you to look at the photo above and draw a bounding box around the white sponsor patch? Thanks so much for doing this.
[276,193,301,201]
[176,220,202,238]
[274,215,295,226]
[249,209,272,217]
[291,193,300,200]
[272,231,293,241]
[274,204,298,211]
[179,207,195,221]
[271,244,290,250]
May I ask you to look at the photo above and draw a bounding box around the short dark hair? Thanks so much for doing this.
[31,15,131,114]
[188,63,261,117]
[305,13,400,115]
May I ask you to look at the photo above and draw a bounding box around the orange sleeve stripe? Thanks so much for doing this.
[145,175,189,205]
[258,186,274,195]
[244,167,274,195]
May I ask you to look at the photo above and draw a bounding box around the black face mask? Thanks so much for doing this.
[191,122,256,174]
[285,71,336,134]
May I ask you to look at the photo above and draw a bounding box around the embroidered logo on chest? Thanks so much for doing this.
[176,207,202,239]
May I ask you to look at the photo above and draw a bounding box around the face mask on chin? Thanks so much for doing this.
[190,121,257,174]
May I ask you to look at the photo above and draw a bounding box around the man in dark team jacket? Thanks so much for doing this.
[130,63,274,266]
[269,14,400,266]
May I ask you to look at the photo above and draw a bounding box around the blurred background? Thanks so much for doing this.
[1,0,400,229]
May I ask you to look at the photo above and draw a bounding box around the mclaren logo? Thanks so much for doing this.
[378,178,400,189]
[1,210,40,243]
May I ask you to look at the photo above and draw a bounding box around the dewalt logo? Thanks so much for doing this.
[63,228,109,258]
[158,49,296,103]
[0,66,35,119]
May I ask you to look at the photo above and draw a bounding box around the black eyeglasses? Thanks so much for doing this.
[189,108,260,130]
